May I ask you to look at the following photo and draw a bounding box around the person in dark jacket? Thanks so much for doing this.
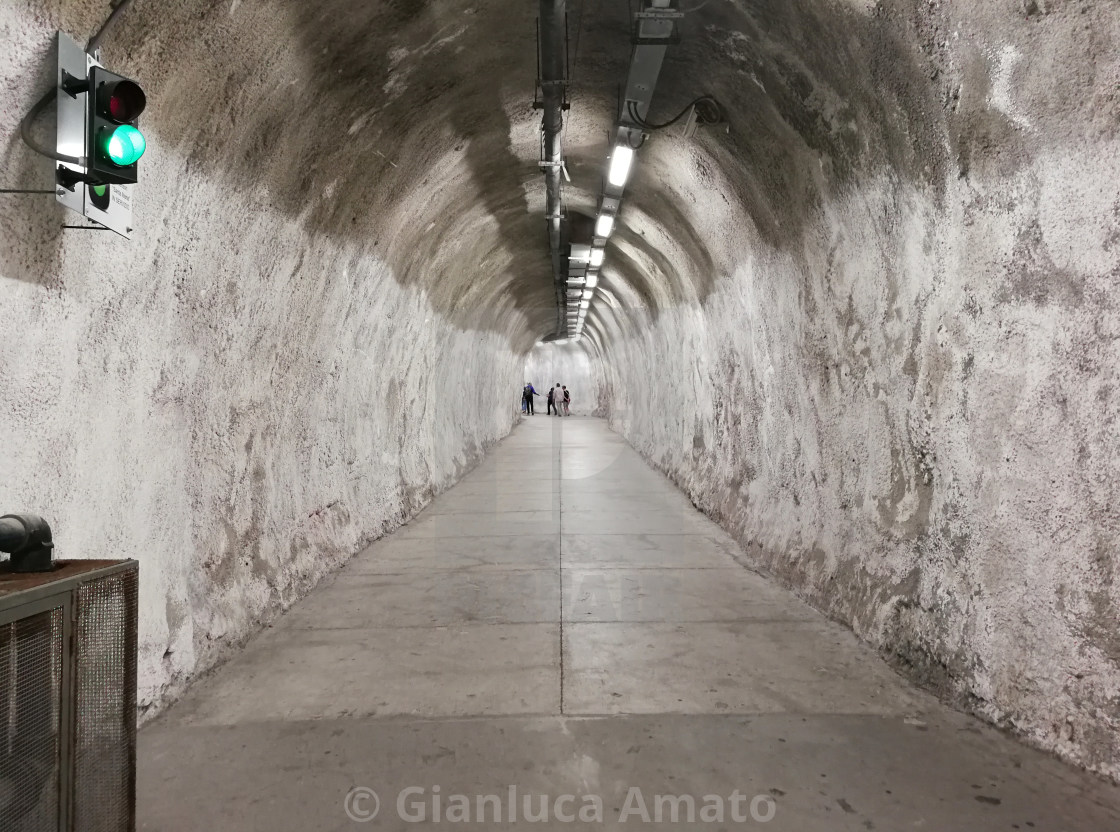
[523,383,540,415]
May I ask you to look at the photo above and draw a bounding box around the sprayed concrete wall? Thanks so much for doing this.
[0,1,542,714]
[578,0,1120,781]
[2,0,1118,781]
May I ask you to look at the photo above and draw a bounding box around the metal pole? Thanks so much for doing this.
[539,0,567,336]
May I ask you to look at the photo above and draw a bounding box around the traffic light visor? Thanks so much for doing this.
[105,80,146,122]
[100,125,146,166]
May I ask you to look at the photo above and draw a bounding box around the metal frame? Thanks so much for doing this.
[570,0,682,339]
[55,32,90,220]
[1,559,138,832]
[0,561,137,622]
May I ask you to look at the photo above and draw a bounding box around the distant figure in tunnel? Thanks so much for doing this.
[551,383,563,416]
[546,385,555,415]
[562,385,571,416]
[523,383,539,415]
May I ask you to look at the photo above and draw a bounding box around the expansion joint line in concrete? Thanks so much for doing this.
[554,416,566,716]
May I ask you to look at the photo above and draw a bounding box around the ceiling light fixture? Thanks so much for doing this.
[607,145,635,187]
[595,214,614,238]
[590,247,605,267]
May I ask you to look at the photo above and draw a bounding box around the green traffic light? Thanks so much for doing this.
[99,124,146,167]
[89,182,111,211]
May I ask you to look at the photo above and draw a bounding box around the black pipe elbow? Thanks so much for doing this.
[0,514,55,573]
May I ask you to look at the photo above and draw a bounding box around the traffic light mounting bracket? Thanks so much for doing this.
[60,69,90,99]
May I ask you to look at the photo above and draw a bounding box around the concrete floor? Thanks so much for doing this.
[139,417,1120,830]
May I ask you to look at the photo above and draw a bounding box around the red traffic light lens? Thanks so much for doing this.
[105,80,146,123]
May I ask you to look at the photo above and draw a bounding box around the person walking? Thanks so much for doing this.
[562,385,571,416]
[523,382,539,415]
[552,383,563,416]
[546,384,556,416]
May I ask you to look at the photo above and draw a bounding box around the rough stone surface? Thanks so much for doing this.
[1,0,1117,782]
[577,0,1120,781]
[139,417,1120,832]
[0,0,531,715]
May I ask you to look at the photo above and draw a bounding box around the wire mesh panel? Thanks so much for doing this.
[0,606,64,832]
[72,569,138,832]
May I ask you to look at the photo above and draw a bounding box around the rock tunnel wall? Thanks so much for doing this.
[578,0,1120,780]
[0,0,539,714]
[1,0,1117,781]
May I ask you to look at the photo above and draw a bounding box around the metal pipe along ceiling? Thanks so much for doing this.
[538,0,566,337]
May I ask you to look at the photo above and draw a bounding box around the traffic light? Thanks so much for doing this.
[86,66,146,185]
[54,32,146,237]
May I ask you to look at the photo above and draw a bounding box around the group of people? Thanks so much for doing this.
[522,382,570,416]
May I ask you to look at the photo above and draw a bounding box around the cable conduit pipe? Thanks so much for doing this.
[539,0,567,337]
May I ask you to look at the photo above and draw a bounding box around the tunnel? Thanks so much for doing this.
[1,0,1119,828]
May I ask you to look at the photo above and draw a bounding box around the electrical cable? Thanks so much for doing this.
[559,0,587,151]
[570,0,586,82]
[627,94,723,131]
[87,0,135,54]
[19,89,75,163]
[679,0,719,12]
[17,0,137,164]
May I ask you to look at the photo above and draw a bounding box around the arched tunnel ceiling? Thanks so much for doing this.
[5,0,1120,783]
[105,0,949,355]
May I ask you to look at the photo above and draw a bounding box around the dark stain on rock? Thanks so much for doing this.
[1075,537,1120,666]
[998,220,1086,308]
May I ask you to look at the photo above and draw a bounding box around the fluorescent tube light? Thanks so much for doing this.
[608,145,635,187]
